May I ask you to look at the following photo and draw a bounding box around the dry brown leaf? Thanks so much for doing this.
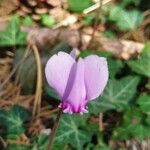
[47,0,62,7]
[28,119,45,136]
[0,0,19,16]
[25,27,145,59]
[49,8,70,23]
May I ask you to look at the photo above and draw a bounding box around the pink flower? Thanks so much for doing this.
[45,51,108,114]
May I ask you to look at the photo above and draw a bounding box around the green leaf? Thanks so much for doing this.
[120,0,141,7]
[83,13,95,26]
[123,108,143,125]
[0,16,27,46]
[146,115,150,125]
[108,59,124,78]
[127,42,150,77]
[22,16,33,26]
[54,114,91,149]
[14,49,37,94]
[0,105,29,138]
[6,145,31,150]
[85,132,112,150]
[113,108,150,140]
[137,94,150,114]
[113,127,130,140]
[32,133,49,150]
[118,10,143,31]
[109,6,143,31]
[41,15,55,27]
[80,50,112,58]
[50,42,73,56]
[103,30,117,38]
[45,84,60,100]
[129,125,150,140]
[113,124,150,140]
[68,0,93,13]
[85,143,112,150]
[109,6,123,21]
[146,79,150,90]
[89,76,140,114]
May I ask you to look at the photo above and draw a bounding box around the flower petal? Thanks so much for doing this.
[63,58,86,113]
[84,55,109,101]
[45,52,75,98]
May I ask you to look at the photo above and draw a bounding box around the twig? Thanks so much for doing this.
[87,0,103,48]
[36,108,59,118]
[99,113,103,131]
[0,136,7,148]
[31,44,42,116]
[83,0,111,14]
[47,109,62,150]
[6,140,31,146]
[143,9,150,17]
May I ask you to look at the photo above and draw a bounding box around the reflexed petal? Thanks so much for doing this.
[62,58,86,113]
[45,52,75,98]
[84,55,109,101]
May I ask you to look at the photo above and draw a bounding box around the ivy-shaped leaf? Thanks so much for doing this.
[146,115,150,125]
[118,10,143,31]
[41,14,55,27]
[109,6,123,21]
[0,105,29,138]
[127,42,150,77]
[113,109,150,140]
[89,76,140,114]
[32,133,49,150]
[109,6,143,31]
[0,16,27,46]
[54,114,91,149]
[85,143,112,150]
[137,94,150,114]
[6,145,31,150]
[113,124,150,140]
[123,108,144,125]
[68,0,93,13]
[22,16,33,26]
[108,59,124,78]
[120,0,141,7]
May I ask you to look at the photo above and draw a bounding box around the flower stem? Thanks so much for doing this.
[47,108,62,150]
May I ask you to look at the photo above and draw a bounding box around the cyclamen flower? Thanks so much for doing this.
[45,51,108,114]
